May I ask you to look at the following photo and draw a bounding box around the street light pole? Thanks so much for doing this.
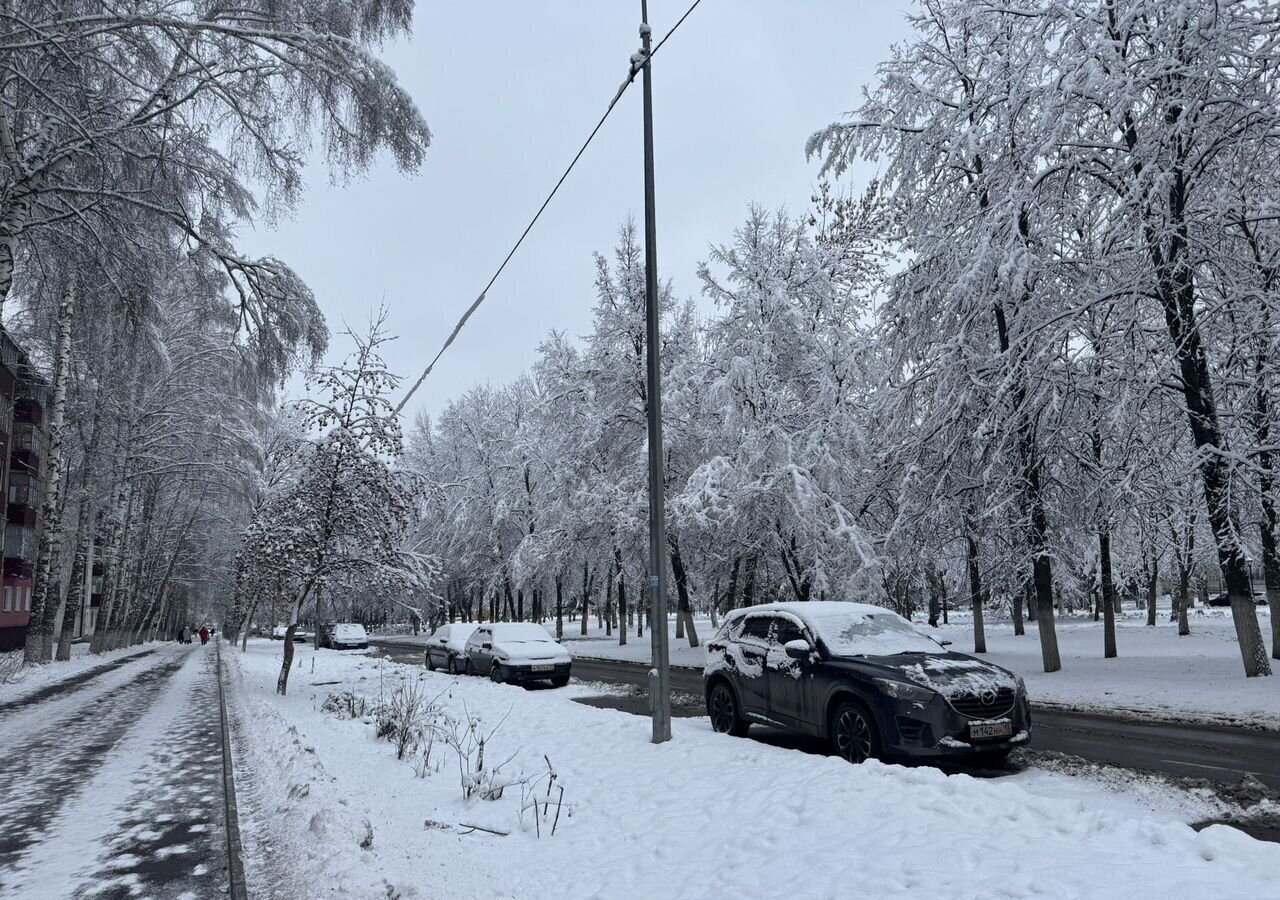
[639,0,671,744]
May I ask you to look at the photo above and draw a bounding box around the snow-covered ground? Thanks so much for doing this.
[228,638,1280,900]
[559,608,1280,729]
[0,640,159,706]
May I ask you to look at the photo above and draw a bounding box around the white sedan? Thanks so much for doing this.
[424,622,479,673]
[463,623,572,687]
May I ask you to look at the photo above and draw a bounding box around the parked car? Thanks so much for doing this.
[271,625,308,642]
[319,622,369,650]
[463,623,571,686]
[1206,591,1267,607]
[425,622,479,673]
[704,602,1031,766]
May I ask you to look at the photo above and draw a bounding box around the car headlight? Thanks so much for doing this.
[495,655,509,664]
[873,678,936,702]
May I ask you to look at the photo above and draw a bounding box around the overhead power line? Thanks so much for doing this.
[395,0,706,414]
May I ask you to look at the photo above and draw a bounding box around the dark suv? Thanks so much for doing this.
[704,602,1031,765]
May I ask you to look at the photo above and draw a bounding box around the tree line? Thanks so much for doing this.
[407,0,1280,679]
[0,2,430,666]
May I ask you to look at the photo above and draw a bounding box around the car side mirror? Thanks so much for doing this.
[783,639,812,660]
[482,642,492,651]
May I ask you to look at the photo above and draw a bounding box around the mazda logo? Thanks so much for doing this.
[980,688,997,705]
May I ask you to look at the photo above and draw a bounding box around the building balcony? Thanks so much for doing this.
[13,396,41,427]
[3,558,33,579]
[10,422,42,474]
[5,504,35,528]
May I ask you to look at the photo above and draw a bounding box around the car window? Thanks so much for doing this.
[740,616,773,642]
[775,617,806,646]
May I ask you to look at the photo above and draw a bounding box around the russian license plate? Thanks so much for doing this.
[531,664,554,672]
[969,720,1013,740]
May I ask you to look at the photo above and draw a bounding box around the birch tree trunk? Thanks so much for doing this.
[23,287,75,663]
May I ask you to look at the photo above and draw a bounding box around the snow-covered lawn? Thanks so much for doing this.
[227,638,1279,900]
[0,640,160,705]
[560,609,1280,729]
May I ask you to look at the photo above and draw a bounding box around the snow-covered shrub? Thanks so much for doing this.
[439,704,518,802]
[517,756,567,837]
[321,690,369,719]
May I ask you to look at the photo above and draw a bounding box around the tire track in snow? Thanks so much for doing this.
[0,646,160,717]
[0,651,190,884]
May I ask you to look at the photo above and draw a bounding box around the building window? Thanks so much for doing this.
[3,586,11,612]
[7,471,36,505]
[4,525,35,562]
[24,586,31,610]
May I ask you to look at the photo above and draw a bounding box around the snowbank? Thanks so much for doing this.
[227,638,1280,900]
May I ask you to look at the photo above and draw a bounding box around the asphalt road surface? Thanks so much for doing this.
[374,640,1280,791]
[0,644,235,900]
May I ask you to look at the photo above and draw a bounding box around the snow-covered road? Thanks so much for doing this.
[0,643,233,900]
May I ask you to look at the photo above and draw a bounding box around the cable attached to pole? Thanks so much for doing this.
[395,0,706,415]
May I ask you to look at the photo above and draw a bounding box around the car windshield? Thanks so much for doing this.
[492,623,553,643]
[804,609,943,657]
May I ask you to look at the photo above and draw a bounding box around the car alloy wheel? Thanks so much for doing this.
[490,664,504,684]
[708,683,748,737]
[832,702,877,764]
[426,652,436,671]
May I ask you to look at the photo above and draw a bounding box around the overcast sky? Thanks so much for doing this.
[243,0,915,419]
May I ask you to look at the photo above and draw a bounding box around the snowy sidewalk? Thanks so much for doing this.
[0,643,236,899]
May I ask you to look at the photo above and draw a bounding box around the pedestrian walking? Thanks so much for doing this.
[177,626,186,643]
[199,625,209,645]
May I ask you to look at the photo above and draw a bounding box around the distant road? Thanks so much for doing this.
[372,639,1280,790]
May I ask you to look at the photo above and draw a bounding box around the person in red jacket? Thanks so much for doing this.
[199,625,209,645]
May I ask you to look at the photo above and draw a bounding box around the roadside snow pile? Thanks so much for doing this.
[0,641,157,705]
[228,639,1280,900]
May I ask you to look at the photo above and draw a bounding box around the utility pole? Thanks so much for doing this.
[639,0,671,743]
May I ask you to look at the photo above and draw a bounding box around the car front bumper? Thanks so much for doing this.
[500,662,571,682]
[880,693,1032,758]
